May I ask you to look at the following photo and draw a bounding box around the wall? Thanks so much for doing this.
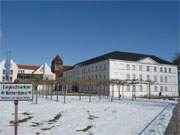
[109,58,178,97]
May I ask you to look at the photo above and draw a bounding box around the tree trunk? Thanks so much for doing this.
[63,85,66,104]
[50,84,53,100]
[118,85,121,100]
[56,84,59,102]
[111,84,114,102]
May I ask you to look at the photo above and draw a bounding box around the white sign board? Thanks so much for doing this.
[0,83,33,101]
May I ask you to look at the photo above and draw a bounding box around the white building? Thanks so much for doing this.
[0,59,18,82]
[63,51,178,97]
[0,59,55,82]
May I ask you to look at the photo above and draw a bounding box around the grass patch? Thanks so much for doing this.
[41,126,55,131]
[30,122,43,127]
[10,116,33,125]
[48,112,62,123]
[88,115,99,120]
[76,125,94,132]
[22,112,31,116]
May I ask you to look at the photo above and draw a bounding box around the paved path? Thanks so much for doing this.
[165,99,180,135]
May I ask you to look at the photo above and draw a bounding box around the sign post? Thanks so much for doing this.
[14,100,18,135]
[0,83,33,135]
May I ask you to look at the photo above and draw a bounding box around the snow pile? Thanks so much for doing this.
[0,96,175,135]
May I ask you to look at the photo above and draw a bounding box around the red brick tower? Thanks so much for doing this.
[51,55,63,80]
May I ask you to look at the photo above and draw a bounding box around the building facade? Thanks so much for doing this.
[0,59,18,82]
[63,51,178,97]
[0,59,55,82]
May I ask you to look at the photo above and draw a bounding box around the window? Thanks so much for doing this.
[2,76,5,82]
[146,66,150,71]
[147,75,150,81]
[154,67,157,72]
[160,76,163,82]
[139,74,143,81]
[154,86,158,92]
[132,65,135,70]
[10,70,13,75]
[139,85,143,92]
[139,65,143,71]
[154,76,157,82]
[104,74,106,80]
[103,64,106,70]
[3,70,5,74]
[132,74,136,80]
[126,74,130,80]
[10,77,13,82]
[165,76,168,83]
[126,64,130,70]
[127,85,130,92]
[165,86,168,91]
[95,65,98,71]
[164,67,167,73]
[160,67,163,72]
[169,68,171,73]
[160,86,163,91]
[99,65,102,71]
[132,85,136,91]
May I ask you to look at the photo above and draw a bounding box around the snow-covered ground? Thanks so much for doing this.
[0,96,176,135]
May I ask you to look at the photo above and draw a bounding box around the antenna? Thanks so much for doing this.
[0,31,2,61]
[5,51,11,82]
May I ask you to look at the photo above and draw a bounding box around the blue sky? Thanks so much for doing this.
[0,1,179,66]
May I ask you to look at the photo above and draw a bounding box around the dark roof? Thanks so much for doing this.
[75,51,172,66]
[52,55,63,64]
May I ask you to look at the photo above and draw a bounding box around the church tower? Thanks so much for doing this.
[51,55,63,80]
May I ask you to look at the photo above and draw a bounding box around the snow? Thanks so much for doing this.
[0,96,176,135]
[141,104,175,135]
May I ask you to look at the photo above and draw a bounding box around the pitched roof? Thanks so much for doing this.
[75,51,172,66]
[52,55,63,64]
[18,65,40,71]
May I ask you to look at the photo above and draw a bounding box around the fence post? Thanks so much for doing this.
[35,85,38,104]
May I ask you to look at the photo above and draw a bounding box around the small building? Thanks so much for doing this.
[0,59,18,82]
[0,59,55,82]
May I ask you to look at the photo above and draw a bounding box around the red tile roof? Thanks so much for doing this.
[18,65,40,71]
